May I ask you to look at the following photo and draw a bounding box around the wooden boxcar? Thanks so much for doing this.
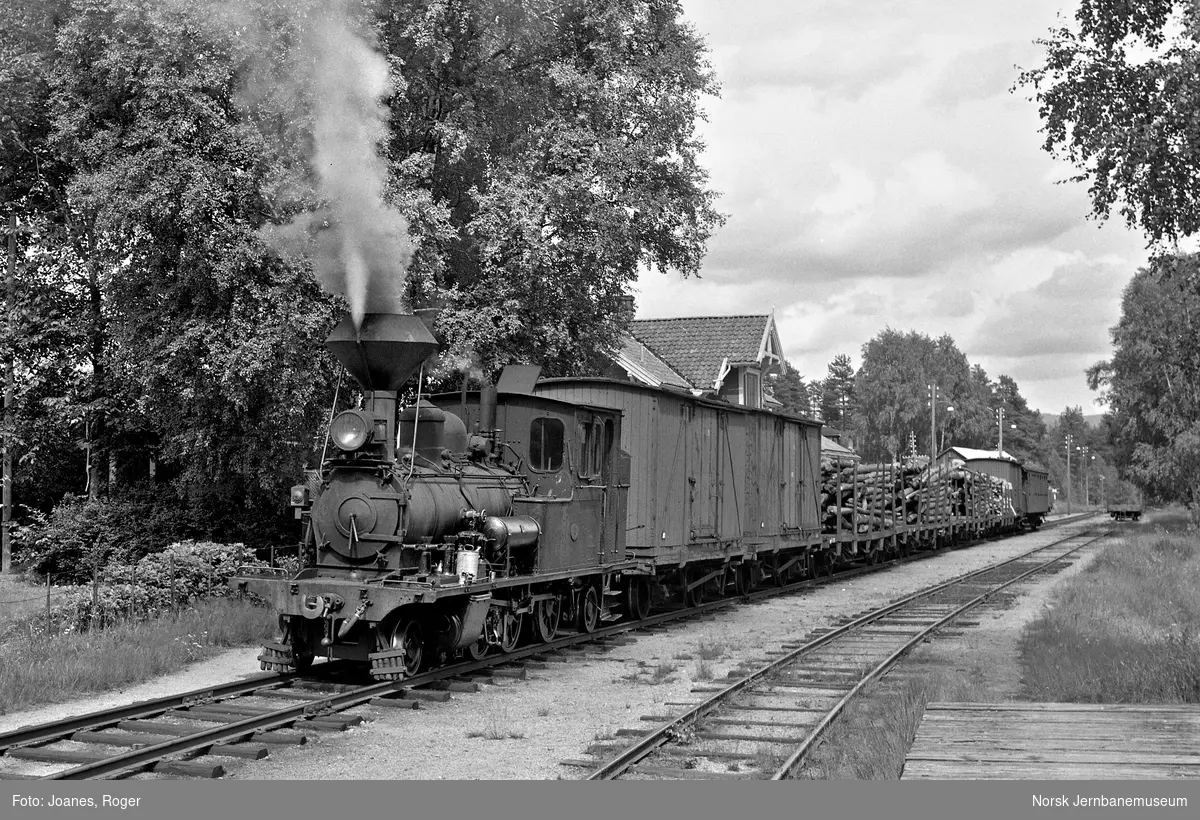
[1022,467,1051,528]
[534,378,824,592]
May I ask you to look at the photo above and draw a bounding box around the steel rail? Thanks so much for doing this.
[0,671,292,755]
[584,525,1103,780]
[0,556,884,775]
[17,513,1096,779]
[768,529,1107,779]
[41,681,403,780]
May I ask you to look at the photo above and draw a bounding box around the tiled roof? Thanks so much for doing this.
[630,316,770,390]
[615,333,692,389]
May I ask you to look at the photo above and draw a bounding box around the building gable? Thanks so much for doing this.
[628,315,779,390]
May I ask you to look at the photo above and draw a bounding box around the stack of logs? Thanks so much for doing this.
[820,458,1014,535]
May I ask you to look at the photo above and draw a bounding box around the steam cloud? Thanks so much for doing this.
[255,0,412,327]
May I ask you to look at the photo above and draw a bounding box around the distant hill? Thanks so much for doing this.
[1041,413,1105,430]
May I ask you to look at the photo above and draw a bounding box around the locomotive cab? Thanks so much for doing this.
[430,382,630,573]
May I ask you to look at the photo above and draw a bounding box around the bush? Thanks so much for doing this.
[5,541,273,637]
[11,487,199,582]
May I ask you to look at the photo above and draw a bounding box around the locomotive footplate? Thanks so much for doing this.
[236,561,648,622]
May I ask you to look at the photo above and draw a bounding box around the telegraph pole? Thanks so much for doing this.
[996,407,1005,454]
[3,214,15,574]
[1064,434,1073,516]
[1081,446,1090,507]
[928,384,937,460]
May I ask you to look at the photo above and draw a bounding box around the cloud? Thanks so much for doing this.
[721,31,925,100]
[637,0,1155,412]
[688,149,1081,291]
[969,256,1128,358]
[926,41,1041,110]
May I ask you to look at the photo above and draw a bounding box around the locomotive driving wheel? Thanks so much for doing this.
[577,585,601,633]
[499,610,523,653]
[468,608,500,660]
[533,597,561,642]
[382,618,424,678]
[467,637,490,661]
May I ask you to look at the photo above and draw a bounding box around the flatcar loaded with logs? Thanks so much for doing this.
[236,312,1057,680]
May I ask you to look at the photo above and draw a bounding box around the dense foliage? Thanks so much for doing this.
[820,354,856,427]
[1088,254,1200,509]
[832,328,1113,505]
[853,330,997,462]
[376,0,723,377]
[1020,1,1200,243]
[1,0,721,573]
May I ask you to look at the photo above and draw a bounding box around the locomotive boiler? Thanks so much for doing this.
[238,312,635,680]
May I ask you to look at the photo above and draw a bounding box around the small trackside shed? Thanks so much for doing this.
[534,378,823,566]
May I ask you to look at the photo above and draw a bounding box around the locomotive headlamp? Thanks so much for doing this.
[331,410,371,452]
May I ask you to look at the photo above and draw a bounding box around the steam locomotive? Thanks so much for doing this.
[238,312,1051,680]
[240,313,640,679]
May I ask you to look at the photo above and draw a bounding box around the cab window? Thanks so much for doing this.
[529,418,564,472]
[579,421,604,478]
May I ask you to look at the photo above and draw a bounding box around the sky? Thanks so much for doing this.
[632,0,1150,416]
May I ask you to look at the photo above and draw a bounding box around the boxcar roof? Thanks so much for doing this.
[537,376,822,427]
[428,389,622,417]
[945,446,1020,463]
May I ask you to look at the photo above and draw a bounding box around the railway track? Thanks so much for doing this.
[0,514,1096,781]
[576,526,1109,781]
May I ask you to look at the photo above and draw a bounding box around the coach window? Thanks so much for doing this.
[530,417,565,472]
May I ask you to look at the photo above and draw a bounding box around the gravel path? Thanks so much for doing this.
[0,517,1099,780]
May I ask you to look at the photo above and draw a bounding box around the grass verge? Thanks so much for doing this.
[798,509,1200,779]
[796,655,1007,779]
[1019,521,1200,703]
[0,597,276,716]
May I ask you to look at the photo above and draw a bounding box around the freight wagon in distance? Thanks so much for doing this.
[936,446,1051,530]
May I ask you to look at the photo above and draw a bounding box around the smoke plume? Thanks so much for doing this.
[254,0,412,328]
